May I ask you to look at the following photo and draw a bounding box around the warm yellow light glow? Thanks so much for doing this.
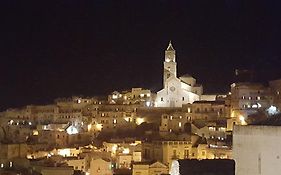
[231,111,235,118]
[239,115,247,125]
[122,148,130,154]
[112,144,117,152]
[136,118,145,125]
[147,93,151,97]
[140,94,144,98]
[179,122,182,127]
[58,149,71,157]
[187,108,191,113]
[112,94,118,99]
[88,124,92,131]
[113,119,117,124]
[124,117,131,122]
[96,124,103,131]
[130,141,142,146]
[33,130,39,136]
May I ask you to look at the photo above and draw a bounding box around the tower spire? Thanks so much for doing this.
[167,40,175,51]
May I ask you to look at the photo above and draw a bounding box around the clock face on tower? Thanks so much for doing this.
[170,86,176,92]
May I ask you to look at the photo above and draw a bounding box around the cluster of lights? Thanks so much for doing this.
[209,144,229,149]
[8,120,32,126]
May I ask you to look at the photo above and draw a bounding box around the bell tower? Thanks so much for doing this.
[163,41,177,87]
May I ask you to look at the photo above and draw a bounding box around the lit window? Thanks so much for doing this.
[179,122,182,127]
[248,96,252,100]
[209,127,215,131]
[242,96,246,99]
[256,96,261,100]
[113,119,117,124]
[170,116,173,120]
[9,162,13,167]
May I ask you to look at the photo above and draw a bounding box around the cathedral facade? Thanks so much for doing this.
[155,41,203,107]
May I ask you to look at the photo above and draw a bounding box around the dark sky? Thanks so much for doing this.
[1,0,281,110]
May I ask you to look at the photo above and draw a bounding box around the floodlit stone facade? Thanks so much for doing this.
[155,42,202,107]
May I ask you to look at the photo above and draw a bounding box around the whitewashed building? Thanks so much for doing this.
[233,120,281,175]
[155,41,202,107]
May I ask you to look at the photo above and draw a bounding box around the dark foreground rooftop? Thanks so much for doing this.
[251,113,281,126]
[178,159,235,175]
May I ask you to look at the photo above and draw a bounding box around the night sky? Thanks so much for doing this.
[1,0,281,110]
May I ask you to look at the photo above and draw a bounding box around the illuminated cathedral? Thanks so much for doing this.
[155,41,203,107]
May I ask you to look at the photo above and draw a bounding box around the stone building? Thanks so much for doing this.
[155,41,203,107]
[89,158,112,175]
[269,79,281,110]
[132,161,169,175]
[230,82,271,127]
[233,117,281,175]
[108,88,154,106]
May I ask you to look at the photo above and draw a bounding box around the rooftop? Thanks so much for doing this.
[251,113,281,126]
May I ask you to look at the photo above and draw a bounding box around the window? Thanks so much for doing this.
[161,97,164,102]
[248,96,252,100]
[202,151,206,156]
[256,96,261,100]
[173,150,177,157]
[242,96,246,99]
[182,97,185,101]
[184,150,189,158]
